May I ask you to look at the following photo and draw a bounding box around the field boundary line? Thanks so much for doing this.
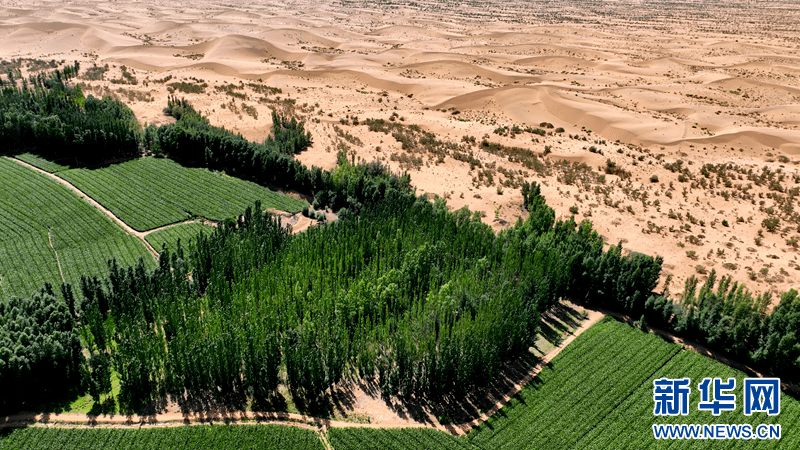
[141,219,205,238]
[47,229,66,284]
[446,307,605,435]
[318,428,334,450]
[2,410,371,429]
[8,157,158,260]
[587,305,800,395]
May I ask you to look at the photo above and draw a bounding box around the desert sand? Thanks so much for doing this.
[3,0,800,299]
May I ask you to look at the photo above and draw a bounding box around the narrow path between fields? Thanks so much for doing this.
[5,304,792,438]
[10,157,159,259]
[0,306,604,435]
[138,218,225,238]
[445,308,604,435]
[47,229,66,284]
[10,157,306,258]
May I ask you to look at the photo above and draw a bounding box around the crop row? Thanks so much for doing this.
[13,153,70,173]
[328,319,800,450]
[328,428,478,450]
[0,157,154,300]
[468,318,681,450]
[578,348,800,449]
[58,157,307,231]
[0,231,61,300]
[0,424,325,450]
[58,166,188,231]
[145,221,214,254]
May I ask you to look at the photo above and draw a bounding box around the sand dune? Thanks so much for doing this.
[188,34,302,62]
[462,42,612,57]
[707,78,800,97]
[399,60,529,84]
[258,28,341,48]
[367,25,464,39]
[4,0,800,299]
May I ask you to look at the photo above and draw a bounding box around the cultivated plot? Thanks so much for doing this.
[13,152,70,173]
[0,424,325,450]
[466,318,797,449]
[145,221,214,254]
[329,428,477,450]
[332,319,799,449]
[0,157,154,300]
[580,348,800,449]
[58,158,307,231]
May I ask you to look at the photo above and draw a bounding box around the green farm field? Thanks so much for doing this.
[56,157,307,231]
[0,424,325,450]
[145,221,214,253]
[329,318,800,450]
[0,157,154,301]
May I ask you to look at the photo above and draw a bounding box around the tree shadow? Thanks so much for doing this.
[88,396,117,417]
[10,152,141,171]
[285,384,358,419]
[3,384,89,417]
[171,386,249,418]
[372,302,587,429]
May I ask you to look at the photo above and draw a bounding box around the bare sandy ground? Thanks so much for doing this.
[3,0,800,299]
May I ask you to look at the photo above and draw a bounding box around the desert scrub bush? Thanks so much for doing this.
[604,159,631,179]
[569,205,579,214]
[686,250,697,260]
[696,265,707,274]
[762,217,780,232]
[723,262,737,270]
[167,81,207,94]
[83,64,108,81]
[650,175,659,183]
[461,135,477,145]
